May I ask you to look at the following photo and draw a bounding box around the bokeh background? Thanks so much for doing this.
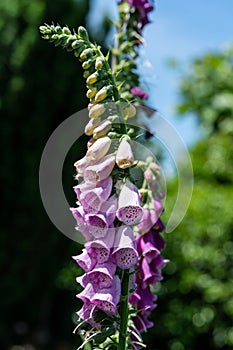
[1,0,233,349]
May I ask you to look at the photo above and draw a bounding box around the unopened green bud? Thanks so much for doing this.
[80,48,96,61]
[86,71,99,84]
[86,87,98,99]
[83,70,93,79]
[66,35,76,45]
[127,128,135,137]
[82,59,94,70]
[107,131,118,139]
[55,25,62,34]
[62,27,71,35]
[72,40,85,49]
[107,115,120,123]
[55,34,67,46]
[89,104,106,119]
[51,34,59,41]
[39,25,48,33]
[123,104,136,118]
[74,45,86,57]
[95,57,104,70]
[94,85,113,103]
[78,26,89,41]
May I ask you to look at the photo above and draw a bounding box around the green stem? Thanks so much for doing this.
[118,269,130,350]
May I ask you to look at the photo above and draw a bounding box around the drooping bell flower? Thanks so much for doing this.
[116,138,134,169]
[112,225,138,269]
[85,228,115,264]
[72,249,97,272]
[70,206,93,241]
[129,286,157,333]
[85,213,109,238]
[76,300,99,328]
[139,258,162,289]
[77,276,121,316]
[137,199,163,234]
[77,177,113,211]
[91,276,121,315]
[137,230,160,264]
[84,154,115,183]
[116,181,143,225]
[79,261,117,289]
[99,195,118,225]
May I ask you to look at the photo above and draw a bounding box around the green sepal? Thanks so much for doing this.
[93,326,116,345]
[62,26,71,35]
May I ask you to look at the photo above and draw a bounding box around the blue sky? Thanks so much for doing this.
[88,0,233,147]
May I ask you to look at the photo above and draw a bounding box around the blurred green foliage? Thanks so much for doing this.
[0,0,90,349]
[176,47,233,135]
[147,48,233,350]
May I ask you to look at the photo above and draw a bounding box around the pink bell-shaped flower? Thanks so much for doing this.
[85,228,115,264]
[80,261,117,289]
[112,225,138,269]
[84,154,115,183]
[91,275,121,315]
[116,181,143,225]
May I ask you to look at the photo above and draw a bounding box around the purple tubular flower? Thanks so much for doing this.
[131,86,149,100]
[129,286,157,333]
[127,0,154,28]
[137,200,163,234]
[77,276,121,316]
[112,226,138,269]
[117,181,143,225]
[139,256,162,289]
[81,262,117,289]
[85,213,109,238]
[72,249,96,272]
[76,301,99,328]
[137,230,160,264]
[84,154,115,183]
[80,177,113,211]
[85,228,115,264]
[91,276,121,315]
[100,195,118,225]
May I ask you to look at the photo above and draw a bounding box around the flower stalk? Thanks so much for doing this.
[119,269,130,350]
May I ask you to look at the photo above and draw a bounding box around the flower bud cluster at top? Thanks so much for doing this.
[40,24,137,141]
[40,17,167,350]
[112,0,154,103]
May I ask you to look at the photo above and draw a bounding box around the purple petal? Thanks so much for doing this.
[84,155,115,183]
[117,181,143,225]
[86,213,108,238]
[72,249,96,272]
[84,262,117,289]
[91,276,121,315]
[112,226,138,269]
[81,177,113,211]
[85,227,115,263]
[139,257,161,288]
[130,86,149,100]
